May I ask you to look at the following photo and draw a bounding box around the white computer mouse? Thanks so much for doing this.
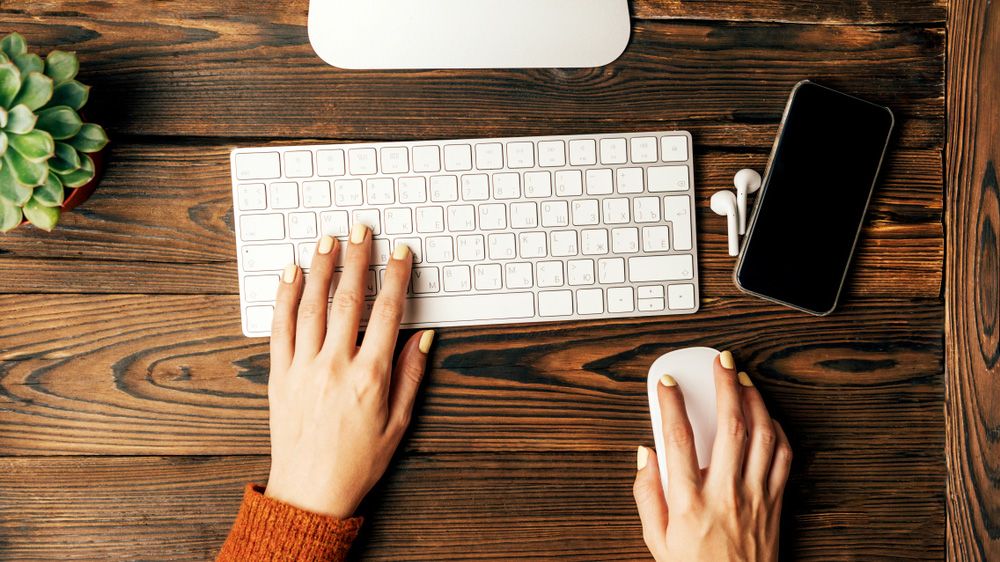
[647,347,720,494]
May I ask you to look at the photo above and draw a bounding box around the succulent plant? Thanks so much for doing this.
[0,32,108,232]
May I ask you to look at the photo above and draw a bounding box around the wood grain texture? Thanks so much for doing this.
[0,451,943,561]
[0,144,943,298]
[633,0,947,24]
[0,8,944,141]
[945,0,1000,559]
[0,294,942,456]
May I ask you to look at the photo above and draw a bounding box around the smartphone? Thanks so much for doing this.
[735,81,894,315]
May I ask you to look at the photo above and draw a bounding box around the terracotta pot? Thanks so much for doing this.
[17,143,109,227]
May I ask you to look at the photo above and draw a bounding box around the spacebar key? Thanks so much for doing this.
[402,292,535,325]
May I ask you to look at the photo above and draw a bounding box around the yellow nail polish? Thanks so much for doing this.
[350,223,369,244]
[419,330,435,354]
[637,446,649,470]
[738,372,753,387]
[720,350,735,370]
[318,236,336,255]
[393,243,411,261]
[659,374,677,387]
[282,264,297,284]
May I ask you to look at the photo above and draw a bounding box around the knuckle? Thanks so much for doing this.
[297,301,324,319]
[723,416,746,439]
[332,291,364,313]
[665,422,694,446]
[755,428,777,448]
[373,298,403,323]
[775,443,793,463]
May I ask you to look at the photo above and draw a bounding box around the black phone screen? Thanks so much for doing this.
[735,82,894,315]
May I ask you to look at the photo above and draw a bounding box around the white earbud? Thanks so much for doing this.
[733,168,762,235]
[710,190,740,257]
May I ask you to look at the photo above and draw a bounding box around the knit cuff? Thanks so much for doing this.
[217,483,363,562]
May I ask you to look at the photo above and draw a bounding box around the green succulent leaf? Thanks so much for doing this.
[33,172,64,207]
[49,80,89,110]
[0,154,33,205]
[0,106,6,129]
[5,147,48,186]
[9,129,55,162]
[69,123,108,153]
[44,50,79,85]
[5,104,37,134]
[23,196,60,231]
[0,52,8,65]
[0,131,6,155]
[49,141,81,174]
[0,196,23,232]
[1,33,27,59]
[0,63,21,108]
[55,152,94,188]
[13,53,43,75]
[11,71,53,111]
[35,105,82,140]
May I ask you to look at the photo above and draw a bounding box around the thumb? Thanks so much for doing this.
[387,330,433,429]
[633,446,668,558]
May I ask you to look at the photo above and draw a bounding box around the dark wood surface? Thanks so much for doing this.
[0,0,962,559]
[945,0,1000,560]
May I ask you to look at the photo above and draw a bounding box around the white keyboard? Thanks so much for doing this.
[230,131,699,337]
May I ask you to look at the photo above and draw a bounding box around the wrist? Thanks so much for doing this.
[264,471,359,519]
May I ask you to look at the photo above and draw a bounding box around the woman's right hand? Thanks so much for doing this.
[633,351,792,562]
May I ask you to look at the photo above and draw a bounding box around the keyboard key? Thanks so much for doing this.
[245,305,274,333]
[519,232,547,258]
[541,201,569,228]
[550,230,578,257]
[612,227,640,253]
[401,293,535,324]
[493,172,521,199]
[507,142,535,168]
[577,288,604,314]
[367,178,395,205]
[381,147,409,174]
[288,212,317,239]
[537,140,567,167]
[413,145,442,172]
[447,205,476,232]
[475,143,504,170]
[349,148,377,175]
[244,275,280,302]
[235,152,280,180]
[416,207,445,233]
[572,199,600,226]
[269,182,298,209]
[628,255,695,282]
[317,149,346,176]
[413,267,440,293]
[582,229,610,255]
[457,235,486,262]
[603,198,630,224]
[536,261,564,287]
[284,151,313,178]
[242,244,294,272]
[648,165,690,192]
[399,177,428,203]
[505,262,533,289]
[240,214,285,241]
[353,209,381,235]
[510,202,539,229]
[524,171,553,198]
[394,238,423,263]
[461,174,490,201]
[638,297,665,311]
[599,138,627,164]
[568,259,595,286]
[430,175,459,202]
[661,136,689,162]
[598,257,626,283]
[426,236,454,262]
[334,179,363,206]
[569,139,597,166]
[586,169,614,195]
[608,287,635,313]
[298,242,316,269]
[237,184,267,211]
[385,208,414,235]
[474,264,503,290]
[479,204,507,230]
[538,290,573,317]
[668,283,697,310]
[664,195,693,250]
[321,211,350,237]
[639,285,665,299]
[443,265,472,292]
[631,137,658,163]
[444,144,473,172]
[642,226,670,252]
[371,240,391,265]
[634,196,662,223]
[302,181,331,208]
[488,233,517,260]
[617,168,644,194]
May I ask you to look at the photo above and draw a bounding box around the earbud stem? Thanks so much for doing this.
[727,212,739,256]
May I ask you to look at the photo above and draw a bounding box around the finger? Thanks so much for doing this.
[293,236,339,358]
[359,243,414,371]
[739,372,777,489]
[269,263,302,373]
[387,330,434,430]
[768,420,793,501]
[657,375,701,496]
[633,446,668,559]
[707,350,748,485]
[323,223,372,355]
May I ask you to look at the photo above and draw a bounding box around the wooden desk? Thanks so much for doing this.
[0,1,995,559]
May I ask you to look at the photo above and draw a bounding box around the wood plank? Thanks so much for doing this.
[945,0,1000,560]
[0,144,943,298]
[0,451,943,561]
[0,11,944,140]
[0,295,942,456]
[633,0,947,24]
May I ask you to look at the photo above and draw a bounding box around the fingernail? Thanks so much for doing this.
[419,330,435,354]
[738,372,753,387]
[720,350,735,370]
[318,235,335,255]
[393,243,411,261]
[281,264,297,284]
[637,446,649,470]
[350,223,369,244]
[659,374,677,387]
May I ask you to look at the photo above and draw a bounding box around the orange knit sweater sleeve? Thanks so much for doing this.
[217,484,363,562]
